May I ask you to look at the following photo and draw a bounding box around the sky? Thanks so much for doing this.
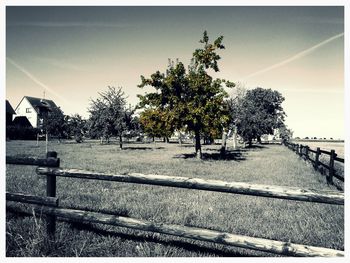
[5,6,344,139]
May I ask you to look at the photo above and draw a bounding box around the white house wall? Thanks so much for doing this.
[14,97,38,128]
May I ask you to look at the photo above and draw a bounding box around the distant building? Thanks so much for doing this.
[6,100,16,126]
[14,96,60,128]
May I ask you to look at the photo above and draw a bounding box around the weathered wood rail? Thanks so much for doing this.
[6,204,343,257]
[6,155,60,167]
[6,151,344,257]
[6,192,58,207]
[284,142,344,183]
[36,168,344,205]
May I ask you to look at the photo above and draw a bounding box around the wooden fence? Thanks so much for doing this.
[284,142,344,184]
[6,152,344,257]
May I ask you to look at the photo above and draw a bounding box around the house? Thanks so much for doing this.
[14,96,60,128]
[6,100,16,126]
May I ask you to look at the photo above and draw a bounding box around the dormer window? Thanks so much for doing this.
[40,100,49,107]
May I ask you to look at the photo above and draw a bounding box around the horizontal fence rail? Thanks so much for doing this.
[6,192,59,207]
[6,155,60,167]
[6,204,343,257]
[36,168,344,205]
[334,156,344,163]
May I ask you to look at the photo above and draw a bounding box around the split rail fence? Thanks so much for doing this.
[284,142,344,184]
[6,151,344,257]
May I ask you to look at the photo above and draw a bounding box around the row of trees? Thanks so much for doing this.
[44,31,292,159]
[43,111,87,143]
[43,87,141,147]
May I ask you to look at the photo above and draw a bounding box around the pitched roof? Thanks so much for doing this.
[24,96,58,113]
[12,116,33,127]
[6,100,16,114]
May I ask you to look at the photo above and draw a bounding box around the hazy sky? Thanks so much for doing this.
[6,6,344,139]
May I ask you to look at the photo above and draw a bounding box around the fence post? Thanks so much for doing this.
[46,151,58,238]
[299,144,303,157]
[314,147,320,171]
[328,150,336,184]
[305,146,309,160]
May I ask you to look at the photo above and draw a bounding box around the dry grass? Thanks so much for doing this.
[6,140,344,257]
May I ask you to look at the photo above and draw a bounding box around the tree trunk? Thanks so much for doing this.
[178,133,182,145]
[220,128,227,158]
[119,135,123,149]
[45,132,48,153]
[194,130,202,159]
[100,137,103,144]
[232,126,237,150]
[257,136,262,144]
[248,139,252,147]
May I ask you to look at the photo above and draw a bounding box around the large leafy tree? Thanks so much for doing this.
[138,31,234,159]
[232,87,286,146]
[88,86,128,148]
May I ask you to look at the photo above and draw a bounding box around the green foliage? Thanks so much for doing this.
[231,87,286,145]
[42,107,66,139]
[66,114,87,143]
[88,86,127,142]
[139,108,173,139]
[278,124,294,143]
[123,105,142,139]
[138,31,234,157]
[88,86,140,145]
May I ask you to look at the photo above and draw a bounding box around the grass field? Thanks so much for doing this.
[6,140,344,257]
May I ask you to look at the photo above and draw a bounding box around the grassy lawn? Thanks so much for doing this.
[6,140,344,257]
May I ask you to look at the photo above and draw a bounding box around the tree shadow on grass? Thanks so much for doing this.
[173,150,247,161]
[178,144,195,148]
[122,147,165,150]
[245,144,267,149]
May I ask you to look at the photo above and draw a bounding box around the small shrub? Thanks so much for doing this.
[6,126,40,140]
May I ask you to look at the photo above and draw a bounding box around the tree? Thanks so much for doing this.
[42,107,66,142]
[138,31,234,159]
[66,114,87,143]
[88,86,127,148]
[277,124,293,143]
[231,87,286,146]
[123,105,142,141]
